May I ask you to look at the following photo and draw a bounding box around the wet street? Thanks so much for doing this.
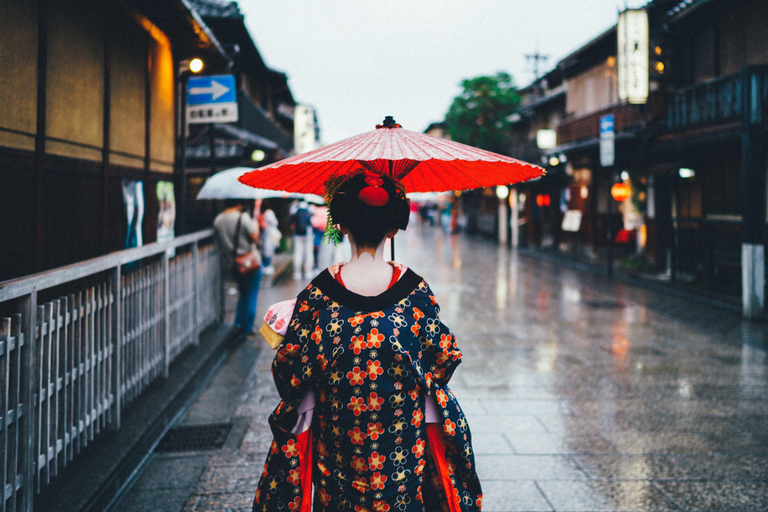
[119,224,768,512]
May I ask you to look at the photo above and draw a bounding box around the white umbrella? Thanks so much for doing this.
[303,194,326,205]
[196,167,304,200]
[406,191,451,202]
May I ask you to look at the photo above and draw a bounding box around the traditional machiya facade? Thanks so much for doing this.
[510,0,768,318]
[0,0,296,283]
[0,0,226,281]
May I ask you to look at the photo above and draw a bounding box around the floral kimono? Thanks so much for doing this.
[253,265,482,512]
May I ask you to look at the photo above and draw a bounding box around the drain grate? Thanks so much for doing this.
[156,423,233,452]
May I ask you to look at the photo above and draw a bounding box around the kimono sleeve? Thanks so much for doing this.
[271,296,327,418]
[414,286,462,389]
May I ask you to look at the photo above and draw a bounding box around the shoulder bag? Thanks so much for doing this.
[232,213,261,277]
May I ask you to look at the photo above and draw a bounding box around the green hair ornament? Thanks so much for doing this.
[321,172,355,246]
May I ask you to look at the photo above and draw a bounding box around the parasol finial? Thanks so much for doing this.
[376,116,401,129]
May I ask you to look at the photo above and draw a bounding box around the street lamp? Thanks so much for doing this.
[189,58,204,73]
[177,58,204,234]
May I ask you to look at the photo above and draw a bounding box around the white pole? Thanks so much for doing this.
[498,197,508,246]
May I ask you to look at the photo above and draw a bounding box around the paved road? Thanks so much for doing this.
[117,224,768,512]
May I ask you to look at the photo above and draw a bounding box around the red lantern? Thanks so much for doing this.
[611,182,630,202]
[536,194,551,207]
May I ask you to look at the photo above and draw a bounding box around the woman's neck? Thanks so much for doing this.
[339,238,393,296]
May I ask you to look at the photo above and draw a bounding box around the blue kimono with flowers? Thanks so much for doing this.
[253,267,482,512]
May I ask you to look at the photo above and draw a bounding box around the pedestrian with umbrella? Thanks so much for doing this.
[244,118,543,512]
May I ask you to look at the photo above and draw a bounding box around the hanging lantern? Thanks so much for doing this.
[611,182,630,202]
[536,194,551,207]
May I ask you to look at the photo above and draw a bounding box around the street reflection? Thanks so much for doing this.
[387,224,768,509]
[611,321,631,371]
[495,245,508,311]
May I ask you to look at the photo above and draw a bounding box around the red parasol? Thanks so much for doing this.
[238,116,543,195]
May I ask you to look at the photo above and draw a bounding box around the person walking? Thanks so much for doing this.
[253,171,482,512]
[290,200,314,280]
[214,200,262,335]
[260,201,281,276]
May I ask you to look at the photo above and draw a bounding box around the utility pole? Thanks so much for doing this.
[525,51,549,81]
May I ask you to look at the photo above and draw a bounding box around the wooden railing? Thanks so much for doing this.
[557,102,648,145]
[0,230,220,511]
[667,71,745,131]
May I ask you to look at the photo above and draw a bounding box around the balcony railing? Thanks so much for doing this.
[665,65,768,132]
[557,102,647,145]
[667,72,743,131]
[0,230,220,511]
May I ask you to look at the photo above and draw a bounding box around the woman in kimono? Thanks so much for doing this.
[253,171,482,512]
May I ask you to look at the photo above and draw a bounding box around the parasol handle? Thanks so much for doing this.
[391,236,395,261]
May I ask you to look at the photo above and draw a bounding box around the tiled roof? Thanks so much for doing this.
[664,0,715,19]
[188,0,241,18]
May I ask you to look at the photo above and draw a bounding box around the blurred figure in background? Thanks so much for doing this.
[213,200,262,335]
[259,200,281,275]
[311,203,328,272]
[289,200,314,280]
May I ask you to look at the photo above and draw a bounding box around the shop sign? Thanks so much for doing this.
[618,8,649,104]
[294,105,316,154]
[561,210,583,232]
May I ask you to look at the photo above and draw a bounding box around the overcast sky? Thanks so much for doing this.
[239,0,646,144]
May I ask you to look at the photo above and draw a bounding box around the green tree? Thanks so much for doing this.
[445,72,521,153]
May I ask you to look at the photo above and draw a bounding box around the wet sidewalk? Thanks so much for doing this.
[117,225,768,512]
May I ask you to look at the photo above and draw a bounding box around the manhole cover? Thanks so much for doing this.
[156,423,233,452]
[584,300,625,309]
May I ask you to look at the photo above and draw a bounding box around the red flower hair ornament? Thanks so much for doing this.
[357,172,390,206]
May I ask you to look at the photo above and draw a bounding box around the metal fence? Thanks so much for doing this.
[0,230,221,512]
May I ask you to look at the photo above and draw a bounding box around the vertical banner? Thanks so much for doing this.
[618,8,649,104]
[294,105,316,154]
[156,181,176,244]
[157,181,176,257]
[122,179,144,249]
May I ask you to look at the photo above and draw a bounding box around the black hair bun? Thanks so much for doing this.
[328,171,409,247]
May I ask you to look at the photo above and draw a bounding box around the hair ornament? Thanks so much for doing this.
[357,172,389,206]
[321,168,408,246]
[321,171,361,246]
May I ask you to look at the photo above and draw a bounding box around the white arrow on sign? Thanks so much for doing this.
[189,80,230,100]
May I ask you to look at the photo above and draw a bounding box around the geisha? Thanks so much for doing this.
[253,171,482,512]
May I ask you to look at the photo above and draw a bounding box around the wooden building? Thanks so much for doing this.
[0,0,296,282]
[509,0,768,318]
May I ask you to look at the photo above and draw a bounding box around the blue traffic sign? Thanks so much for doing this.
[599,113,614,135]
[599,114,615,167]
[186,75,237,105]
[185,74,238,124]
